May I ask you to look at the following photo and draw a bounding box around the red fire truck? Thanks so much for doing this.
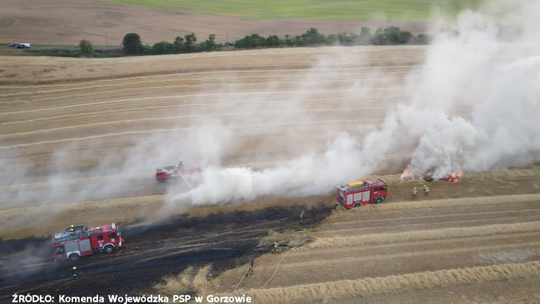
[336,179,388,209]
[51,223,124,261]
[156,162,202,183]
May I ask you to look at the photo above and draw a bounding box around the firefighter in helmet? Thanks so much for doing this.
[423,185,429,196]
[273,239,280,253]
[176,159,183,171]
[412,187,417,199]
[73,266,77,281]
[247,260,254,277]
[69,224,75,235]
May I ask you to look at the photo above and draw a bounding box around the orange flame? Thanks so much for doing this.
[401,170,412,180]
[440,172,464,183]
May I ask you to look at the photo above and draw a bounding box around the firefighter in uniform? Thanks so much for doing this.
[73,266,77,281]
[273,239,280,253]
[247,260,254,277]
[423,185,429,196]
[175,159,183,171]
[412,187,417,199]
[300,211,305,224]
[69,225,75,236]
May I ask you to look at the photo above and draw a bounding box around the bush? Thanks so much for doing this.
[122,33,144,55]
[79,40,94,55]
[184,33,197,53]
[399,31,413,44]
[152,41,175,55]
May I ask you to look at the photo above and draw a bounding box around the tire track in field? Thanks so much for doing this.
[0,66,415,91]
[0,99,398,129]
[308,220,540,249]
[0,78,403,101]
[318,212,540,236]
[271,237,540,272]
[0,85,410,113]
[0,95,404,119]
[0,102,475,138]
[323,203,540,227]
[0,74,409,99]
[247,239,540,290]
[0,119,382,152]
[0,90,409,116]
[0,107,396,141]
[317,208,540,236]
[0,68,411,101]
[228,261,540,304]
[291,231,540,262]
[0,194,164,222]
[0,125,366,159]
[223,222,540,291]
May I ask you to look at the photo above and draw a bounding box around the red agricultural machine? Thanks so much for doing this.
[51,223,124,261]
[156,159,202,187]
[336,179,388,209]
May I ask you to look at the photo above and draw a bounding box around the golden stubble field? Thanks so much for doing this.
[1,46,540,303]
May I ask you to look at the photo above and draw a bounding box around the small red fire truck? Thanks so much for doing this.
[156,163,202,183]
[51,223,124,261]
[336,179,388,209]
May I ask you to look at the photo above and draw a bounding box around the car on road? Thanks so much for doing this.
[9,43,21,47]
[16,43,31,49]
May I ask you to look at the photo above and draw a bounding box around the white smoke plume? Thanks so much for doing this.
[403,0,540,179]
[174,0,540,205]
[174,132,383,205]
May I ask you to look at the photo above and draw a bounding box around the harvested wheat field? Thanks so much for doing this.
[1,32,540,304]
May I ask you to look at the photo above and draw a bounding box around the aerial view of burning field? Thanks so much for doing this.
[1,0,540,303]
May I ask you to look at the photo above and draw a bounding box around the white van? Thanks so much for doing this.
[16,43,31,49]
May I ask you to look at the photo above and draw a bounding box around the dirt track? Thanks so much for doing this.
[1,46,540,303]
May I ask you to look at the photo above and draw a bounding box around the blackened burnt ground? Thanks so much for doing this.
[0,203,333,300]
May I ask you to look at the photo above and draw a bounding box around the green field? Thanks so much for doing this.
[105,0,482,21]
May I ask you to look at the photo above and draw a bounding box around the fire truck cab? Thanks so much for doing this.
[336,179,388,209]
[51,223,124,261]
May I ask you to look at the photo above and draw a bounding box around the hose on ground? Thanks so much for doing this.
[231,238,310,292]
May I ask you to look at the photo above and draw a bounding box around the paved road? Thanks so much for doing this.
[0,45,122,51]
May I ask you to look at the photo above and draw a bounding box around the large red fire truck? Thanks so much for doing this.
[336,179,388,209]
[51,223,124,261]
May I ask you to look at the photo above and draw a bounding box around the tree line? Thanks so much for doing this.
[117,26,431,56]
[234,27,430,49]
[29,26,431,58]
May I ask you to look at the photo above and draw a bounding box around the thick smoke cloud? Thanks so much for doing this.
[175,0,540,205]
[403,0,540,179]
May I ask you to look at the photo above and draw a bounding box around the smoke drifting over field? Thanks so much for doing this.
[174,0,540,205]
[403,0,540,179]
